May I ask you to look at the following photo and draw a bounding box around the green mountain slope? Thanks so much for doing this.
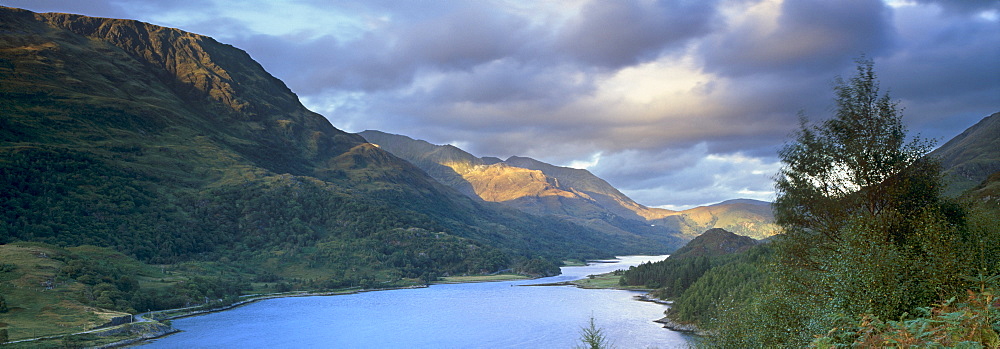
[0,6,661,285]
[929,112,1000,197]
[668,228,757,259]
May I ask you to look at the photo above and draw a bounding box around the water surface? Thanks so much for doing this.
[143,255,691,348]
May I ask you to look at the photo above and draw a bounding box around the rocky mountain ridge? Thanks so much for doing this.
[359,130,782,240]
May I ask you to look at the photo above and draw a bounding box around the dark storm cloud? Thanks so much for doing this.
[275,3,537,96]
[554,0,718,68]
[416,60,594,105]
[0,0,128,18]
[392,6,529,71]
[880,6,1000,116]
[700,0,894,77]
[912,0,1000,15]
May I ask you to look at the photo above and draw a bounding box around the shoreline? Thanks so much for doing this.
[152,285,428,321]
[19,260,659,347]
[431,273,534,284]
[654,316,711,336]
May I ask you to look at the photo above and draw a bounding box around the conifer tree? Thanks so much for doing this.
[575,317,613,349]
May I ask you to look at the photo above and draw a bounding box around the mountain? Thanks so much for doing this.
[359,130,780,241]
[650,199,780,239]
[668,228,757,260]
[360,130,689,248]
[0,5,670,285]
[618,227,767,303]
[361,130,650,216]
[929,112,1000,197]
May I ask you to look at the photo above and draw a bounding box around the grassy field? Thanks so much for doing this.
[0,242,232,343]
[570,272,649,290]
[0,243,130,342]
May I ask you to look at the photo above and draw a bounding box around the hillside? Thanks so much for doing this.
[360,130,780,241]
[0,5,671,302]
[0,242,245,343]
[929,112,1000,197]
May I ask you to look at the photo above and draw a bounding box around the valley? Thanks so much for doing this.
[0,4,997,348]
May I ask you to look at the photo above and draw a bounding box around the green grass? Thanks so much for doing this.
[0,243,127,341]
[570,272,648,290]
[0,243,239,342]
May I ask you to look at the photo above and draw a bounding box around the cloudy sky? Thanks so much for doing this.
[4,0,998,210]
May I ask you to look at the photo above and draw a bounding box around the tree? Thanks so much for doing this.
[774,57,936,250]
[711,57,982,347]
[575,317,613,349]
[0,294,7,313]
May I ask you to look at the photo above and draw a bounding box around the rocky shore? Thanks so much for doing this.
[91,322,178,349]
[654,316,712,336]
[635,294,712,336]
[633,293,672,305]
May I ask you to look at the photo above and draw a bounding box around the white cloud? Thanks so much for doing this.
[565,152,603,170]
[581,144,780,209]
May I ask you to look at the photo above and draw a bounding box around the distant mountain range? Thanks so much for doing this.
[360,130,781,239]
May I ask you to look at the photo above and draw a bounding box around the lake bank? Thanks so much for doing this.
[140,255,690,348]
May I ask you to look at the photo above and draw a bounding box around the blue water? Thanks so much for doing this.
[142,255,692,348]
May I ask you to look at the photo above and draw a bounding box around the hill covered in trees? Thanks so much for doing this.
[619,228,766,321]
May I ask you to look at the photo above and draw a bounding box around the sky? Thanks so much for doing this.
[4,0,998,210]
